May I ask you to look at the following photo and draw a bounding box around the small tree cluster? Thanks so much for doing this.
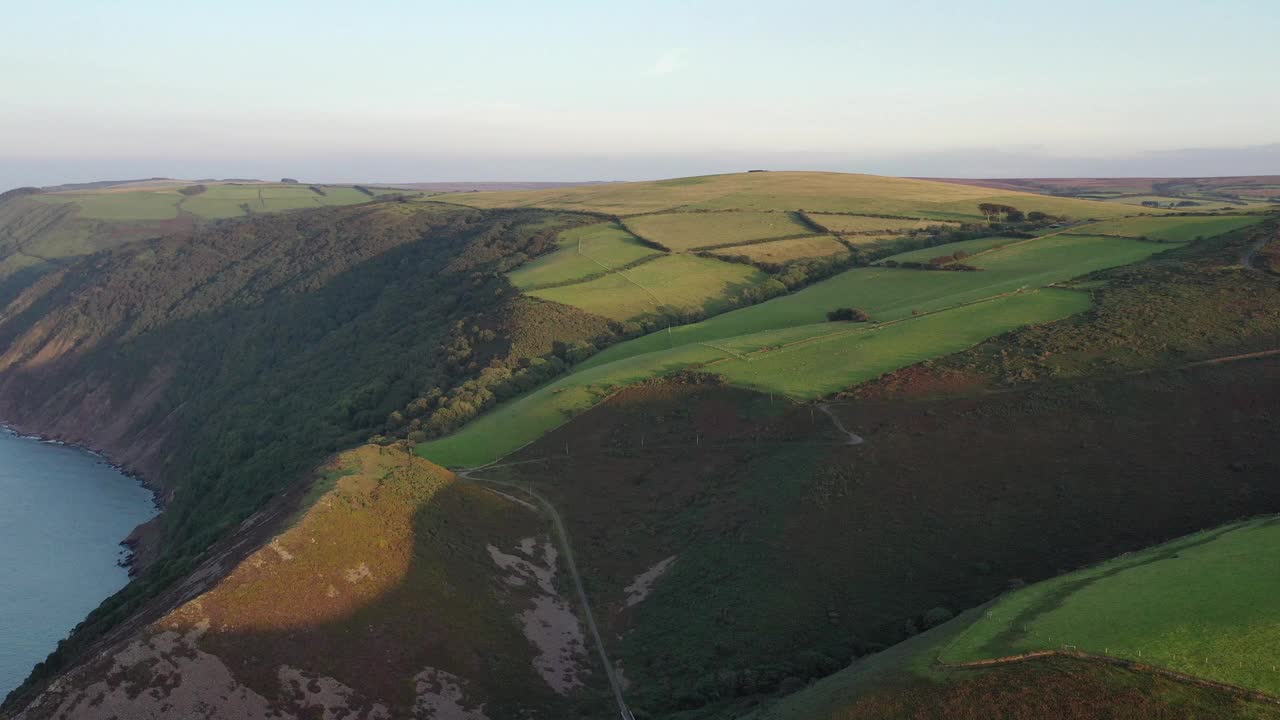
[827,307,872,322]
[978,203,1025,222]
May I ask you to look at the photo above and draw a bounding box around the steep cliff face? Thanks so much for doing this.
[0,199,611,709]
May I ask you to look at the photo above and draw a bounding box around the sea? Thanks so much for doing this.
[0,429,157,698]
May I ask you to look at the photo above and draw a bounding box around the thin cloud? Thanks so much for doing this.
[648,49,686,76]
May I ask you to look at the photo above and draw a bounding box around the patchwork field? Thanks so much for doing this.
[508,222,660,289]
[526,253,771,322]
[623,210,809,250]
[940,515,1280,697]
[709,235,849,264]
[1065,215,1265,242]
[809,213,960,234]
[435,171,1151,221]
[419,232,1180,467]
[580,233,1174,371]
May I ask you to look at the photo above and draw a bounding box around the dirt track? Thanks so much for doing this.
[458,470,635,720]
[817,403,864,444]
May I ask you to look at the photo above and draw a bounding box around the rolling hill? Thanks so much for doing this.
[432,170,1157,220]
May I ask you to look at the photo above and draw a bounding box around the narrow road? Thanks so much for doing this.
[457,470,635,720]
[817,403,864,445]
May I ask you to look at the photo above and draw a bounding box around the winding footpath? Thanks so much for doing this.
[457,469,636,720]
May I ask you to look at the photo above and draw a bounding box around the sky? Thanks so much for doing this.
[2,0,1278,189]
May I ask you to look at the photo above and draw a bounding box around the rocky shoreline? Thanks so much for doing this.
[0,422,164,577]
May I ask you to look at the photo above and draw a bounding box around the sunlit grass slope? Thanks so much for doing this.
[624,210,810,250]
[526,253,771,321]
[940,515,1280,697]
[508,221,660,289]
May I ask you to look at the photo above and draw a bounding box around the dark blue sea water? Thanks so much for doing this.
[0,429,157,698]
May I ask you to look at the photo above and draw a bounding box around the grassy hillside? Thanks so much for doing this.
[940,516,1280,696]
[434,171,1153,220]
[418,231,1179,467]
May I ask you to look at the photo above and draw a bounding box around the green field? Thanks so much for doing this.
[419,233,1178,466]
[940,516,1280,696]
[623,210,809,250]
[527,253,771,321]
[435,171,1153,220]
[809,214,960,234]
[711,235,849,263]
[578,233,1173,371]
[1066,215,1265,242]
[33,189,183,220]
[508,222,660,288]
[711,290,1090,396]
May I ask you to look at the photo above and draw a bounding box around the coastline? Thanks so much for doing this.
[0,421,164,576]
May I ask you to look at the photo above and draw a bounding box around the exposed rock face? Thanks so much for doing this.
[488,539,590,693]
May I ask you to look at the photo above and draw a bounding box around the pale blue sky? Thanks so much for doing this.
[2,0,1278,188]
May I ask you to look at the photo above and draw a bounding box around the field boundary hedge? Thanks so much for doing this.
[690,231,829,252]
[518,253,665,291]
